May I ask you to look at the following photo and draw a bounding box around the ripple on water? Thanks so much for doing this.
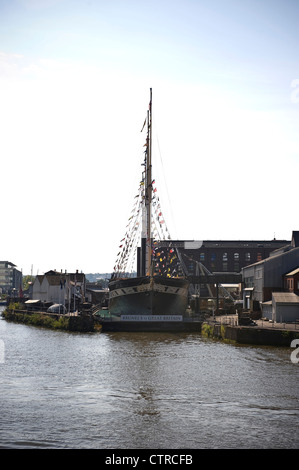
[0,315,298,449]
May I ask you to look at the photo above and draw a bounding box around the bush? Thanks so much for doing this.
[2,309,70,331]
[8,302,24,310]
[201,323,213,337]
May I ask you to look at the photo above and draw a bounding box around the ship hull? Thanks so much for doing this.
[99,319,202,332]
[108,276,189,317]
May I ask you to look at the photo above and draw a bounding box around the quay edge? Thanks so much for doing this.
[202,321,299,347]
[2,308,299,346]
[1,308,99,333]
[99,318,203,332]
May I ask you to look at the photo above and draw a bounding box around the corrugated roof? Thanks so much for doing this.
[272,292,299,304]
[285,267,299,276]
[243,247,299,270]
[34,273,85,286]
[202,240,289,248]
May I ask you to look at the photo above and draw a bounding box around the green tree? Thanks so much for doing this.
[22,275,35,291]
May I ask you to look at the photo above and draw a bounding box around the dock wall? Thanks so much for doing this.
[1,309,97,332]
[100,319,202,332]
[202,322,299,347]
[2,308,299,346]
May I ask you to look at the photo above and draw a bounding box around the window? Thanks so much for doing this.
[200,253,205,262]
[245,252,251,263]
[188,262,194,273]
[287,279,294,290]
[222,253,228,271]
[211,253,216,269]
[233,253,239,271]
[256,268,263,279]
[257,253,262,261]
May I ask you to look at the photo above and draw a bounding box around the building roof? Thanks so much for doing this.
[242,246,299,271]
[292,231,299,248]
[272,292,299,304]
[0,261,17,267]
[192,240,289,248]
[262,300,272,305]
[34,272,85,286]
[285,267,299,276]
[159,239,290,249]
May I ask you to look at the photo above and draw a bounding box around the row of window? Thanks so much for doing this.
[188,262,240,272]
[0,276,13,282]
[199,252,263,262]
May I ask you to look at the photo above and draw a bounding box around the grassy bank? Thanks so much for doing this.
[1,304,98,332]
[202,321,299,347]
[2,309,70,330]
[201,322,235,344]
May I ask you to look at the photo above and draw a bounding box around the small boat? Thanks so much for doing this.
[108,89,190,328]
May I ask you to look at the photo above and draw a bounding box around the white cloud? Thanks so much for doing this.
[0,50,297,272]
[0,51,24,78]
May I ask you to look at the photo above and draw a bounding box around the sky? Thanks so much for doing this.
[0,0,298,275]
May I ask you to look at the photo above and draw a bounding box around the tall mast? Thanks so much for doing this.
[146,88,153,275]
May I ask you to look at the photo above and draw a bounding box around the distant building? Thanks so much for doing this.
[32,270,86,310]
[0,261,22,296]
[85,284,108,306]
[152,238,289,275]
[242,231,299,311]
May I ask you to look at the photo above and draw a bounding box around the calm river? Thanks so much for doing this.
[0,307,298,449]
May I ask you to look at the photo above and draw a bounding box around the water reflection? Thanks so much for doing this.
[0,312,298,449]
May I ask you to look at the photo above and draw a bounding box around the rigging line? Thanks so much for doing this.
[155,132,177,240]
[113,186,143,273]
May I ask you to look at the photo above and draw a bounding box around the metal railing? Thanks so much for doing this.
[214,315,299,330]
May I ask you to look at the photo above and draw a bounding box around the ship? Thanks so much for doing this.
[107,89,190,330]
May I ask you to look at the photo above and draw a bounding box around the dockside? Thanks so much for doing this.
[99,316,203,332]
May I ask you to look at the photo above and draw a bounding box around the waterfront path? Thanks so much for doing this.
[207,314,299,332]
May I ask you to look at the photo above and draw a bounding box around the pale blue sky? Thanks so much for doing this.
[0,0,298,274]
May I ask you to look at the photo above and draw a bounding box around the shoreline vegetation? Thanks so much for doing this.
[2,303,299,347]
[2,309,70,330]
[1,303,100,333]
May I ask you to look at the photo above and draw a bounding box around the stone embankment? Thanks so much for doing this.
[3,308,299,346]
[202,316,299,347]
[1,308,101,333]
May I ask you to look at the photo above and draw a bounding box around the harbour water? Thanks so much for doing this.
[0,306,298,449]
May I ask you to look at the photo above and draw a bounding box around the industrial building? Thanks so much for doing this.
[154,238,289,277]
[242,231,299,319]
[32,270,86,311]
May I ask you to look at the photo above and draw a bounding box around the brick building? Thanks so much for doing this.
[284,268,299,295]
[156,239,289,275]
